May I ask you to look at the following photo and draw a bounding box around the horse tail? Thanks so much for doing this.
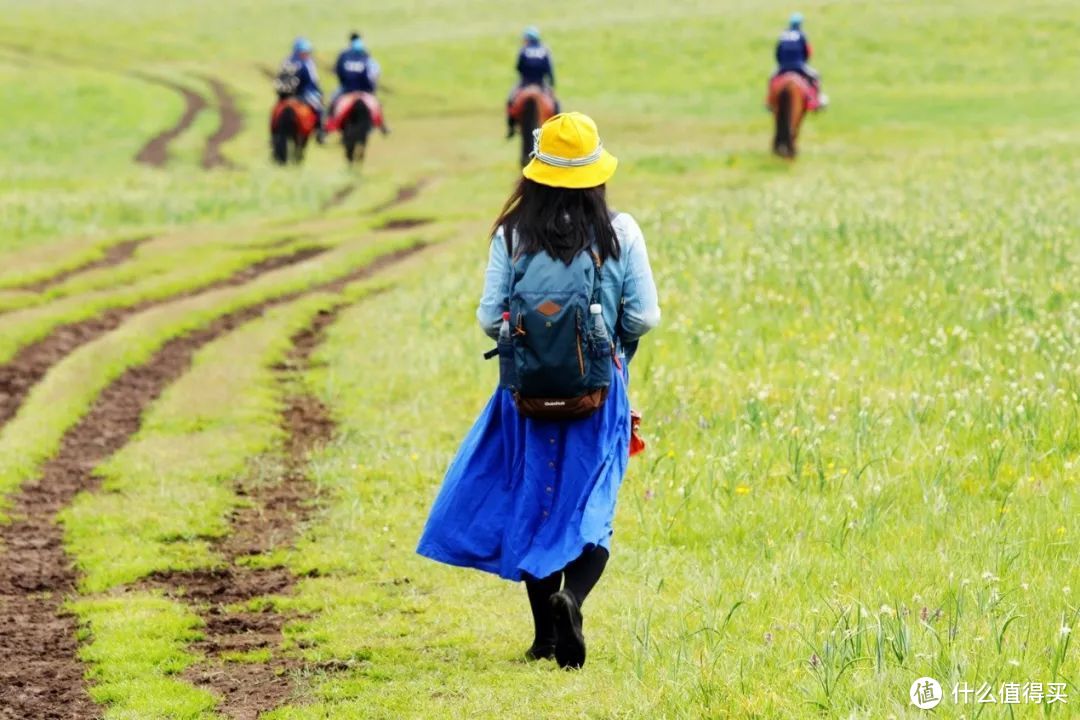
[272,105,296,164]
[520,97,538,167]
[344,99,372,163]
[774,87,793,157]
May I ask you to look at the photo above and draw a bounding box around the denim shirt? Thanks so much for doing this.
[477,212,661,356]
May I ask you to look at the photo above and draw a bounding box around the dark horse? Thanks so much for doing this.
[270,97,317,165]
[518,96,539,167]
[770,73,809,159]
[509,85,557,167]
[339,95,374,164]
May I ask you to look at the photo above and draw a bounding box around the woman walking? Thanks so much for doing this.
[417,112,660,669]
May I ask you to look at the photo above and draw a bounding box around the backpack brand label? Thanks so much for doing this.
[536,300,562,316]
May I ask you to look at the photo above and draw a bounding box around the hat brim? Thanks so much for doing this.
[522,149,618,189]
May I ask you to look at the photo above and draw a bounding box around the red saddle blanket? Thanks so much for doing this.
[509,85,557,123]
[270,98,318,136]
[328,92,384,132]
[767,72,821,111]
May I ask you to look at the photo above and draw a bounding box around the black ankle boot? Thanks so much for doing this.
[549,590,586,669]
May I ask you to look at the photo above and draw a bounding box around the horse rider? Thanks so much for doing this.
[329,32,391,135]
[506,26,559,138]
[279,37,327,142]
[773,13,828,106]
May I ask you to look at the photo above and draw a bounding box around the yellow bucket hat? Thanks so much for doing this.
[522,112,618,189]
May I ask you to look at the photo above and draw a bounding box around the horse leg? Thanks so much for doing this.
[295,133,306,164]
[360,125,372,163]
[272,107,295,165]
[520,99,537,167]
[344,131,355,163]
[774,88,792,157]
[271,132,287,165]
[789,95,806,158]
[342,114,355,164]
[786,93,796,158]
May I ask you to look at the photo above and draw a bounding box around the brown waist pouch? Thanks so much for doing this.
[513,388,609,421]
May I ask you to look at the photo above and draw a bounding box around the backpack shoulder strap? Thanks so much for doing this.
[586,227,603,307]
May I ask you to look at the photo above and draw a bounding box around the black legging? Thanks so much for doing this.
[525,546,609,645]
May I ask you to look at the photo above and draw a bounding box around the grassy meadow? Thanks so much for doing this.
[1,0,1078,718]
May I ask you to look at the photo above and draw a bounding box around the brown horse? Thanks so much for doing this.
[770,73,809,159]
[270,98,318,165]
[509,85,557,167]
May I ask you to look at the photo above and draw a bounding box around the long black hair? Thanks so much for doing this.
[492,178,620,265]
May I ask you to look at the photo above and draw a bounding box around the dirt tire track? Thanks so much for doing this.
[369,178,431,214]
[0,46,206,170]
[0,243,423,719]
[133,73,208,167]
[13,237,152,294]
[179,311,341,718]
[0,316,256,720]
[0,246,327,432]
[202,77,244,170]
[377,217,433,231]
[321,185,356,211]
[132,73,207,167]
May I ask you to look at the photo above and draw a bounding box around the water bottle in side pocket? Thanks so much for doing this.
[483,311,517,388]
[588,303,611,357]
[497,311,517,388]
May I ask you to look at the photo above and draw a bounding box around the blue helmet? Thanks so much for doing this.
[351,38,366,53]
[293,37,313,54]
[523,26,541,43]
[789,12,804,28]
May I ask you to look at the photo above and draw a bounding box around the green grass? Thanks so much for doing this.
[63,286,380,718]
[0,233,426,515]
[0,232,145,291]
[0,238,322,341]
[263,172,1078,717]
[61,281,389,593]
[71,593,219,720]
[62,293,329,591]
[0,209,414,358]
[2,0,1079,717]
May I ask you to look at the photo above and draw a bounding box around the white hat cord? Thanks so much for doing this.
[530,127,604,167]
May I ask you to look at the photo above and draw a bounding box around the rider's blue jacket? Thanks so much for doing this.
[516,43,554,87]
[335,49,380,93]
[283,52,322,98]
[775,29,810,70]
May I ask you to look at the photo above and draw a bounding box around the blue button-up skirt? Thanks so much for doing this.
[416,365,630,581]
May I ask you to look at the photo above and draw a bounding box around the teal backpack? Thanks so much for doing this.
[496,235,616,420]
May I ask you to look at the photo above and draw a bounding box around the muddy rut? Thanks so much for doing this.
[326,175,433,215]
[133,74,209,167]
[203,77,244,170]
[1,47,230,171]
[14,236,151,294]
[0,243,425,720]
[321,185,356,211]
[369,179,430,214]
[0,246,327,431]
[147,310,342,718]
[0,315,255,719]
